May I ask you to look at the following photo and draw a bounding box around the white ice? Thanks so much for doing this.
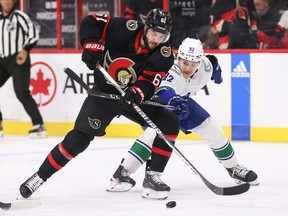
[0,135,288,215]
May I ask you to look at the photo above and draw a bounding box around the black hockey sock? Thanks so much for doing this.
[38,129,94,180]
[148,137,174,172]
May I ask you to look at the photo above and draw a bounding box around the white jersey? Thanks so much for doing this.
[159,55,213,97]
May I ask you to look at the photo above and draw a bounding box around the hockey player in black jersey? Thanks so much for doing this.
[19,8,179,199]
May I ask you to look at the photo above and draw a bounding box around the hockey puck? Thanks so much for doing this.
[166,201,176,208]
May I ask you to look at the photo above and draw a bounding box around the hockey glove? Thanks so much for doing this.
[206,55,223,84]
[119,86,145,110]
[169,95,189,121]
[81,41,104,70]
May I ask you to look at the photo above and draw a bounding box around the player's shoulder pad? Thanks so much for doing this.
[202,55,213,73]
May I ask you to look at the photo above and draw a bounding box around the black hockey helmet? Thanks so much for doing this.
[145,8,172,35]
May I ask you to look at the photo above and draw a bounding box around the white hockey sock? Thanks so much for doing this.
[122,127,156,173]
[192,117,239,168]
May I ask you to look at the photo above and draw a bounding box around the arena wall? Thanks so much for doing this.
[1,51,287,142]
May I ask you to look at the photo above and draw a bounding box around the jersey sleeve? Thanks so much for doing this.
[155,63,182,103]
[79,14,112,45]
[17,11,39,51]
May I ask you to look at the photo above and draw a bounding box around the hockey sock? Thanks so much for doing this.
[192,117,239,168]
[148,135,176,172]
[38,129,93,180]
[122,127,156,173]
[211,141,238,168]
[122,139,152,173]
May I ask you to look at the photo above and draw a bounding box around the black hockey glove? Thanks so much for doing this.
[119,86,144,110]
[81,41,104,70]
[206,54,223,84]
[169,95,189,121]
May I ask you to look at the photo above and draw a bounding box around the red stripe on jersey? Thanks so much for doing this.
[135,29,149,54]
[58,143,74,160]
[138,75,152,84]
[91,14,110,43]
[48,153,62,170]
[143,70,166,77]
[124,7,137,17]
[125,15,134,19]
[152,146,172,157]
[102,16,110,43]
[138,70,166,87]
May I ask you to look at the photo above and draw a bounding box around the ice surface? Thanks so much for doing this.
[1,135,287,215]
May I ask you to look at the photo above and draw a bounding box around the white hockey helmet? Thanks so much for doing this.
[177,38,203,62]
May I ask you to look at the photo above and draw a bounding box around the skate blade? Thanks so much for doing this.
[234,179,260,186]
[29,131,48,139]
[106,181,133,192]
[141,188,168,200]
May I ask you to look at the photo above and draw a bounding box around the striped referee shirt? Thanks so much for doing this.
[0,9,39,58]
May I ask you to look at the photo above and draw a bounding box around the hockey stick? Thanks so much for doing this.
[63,67,176,111]
[96,64,250,196]
[0,200,41,210]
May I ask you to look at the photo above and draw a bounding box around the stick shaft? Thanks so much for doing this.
[96,65,250,195]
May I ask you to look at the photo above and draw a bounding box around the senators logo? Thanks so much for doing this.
[126,20,138,31]
[88,117,101,129]
[160,46,172,58]
[103,52,137,88]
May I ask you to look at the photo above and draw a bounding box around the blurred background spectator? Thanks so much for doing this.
[270,0,288,14]
[169,0,213,49]
[210,0,258,49]
[122,0,213,49]
[123,0,162,22]
[16,0,288,50]
[83,4,90,18]
[253,0,281,48]
[276,10,288,48]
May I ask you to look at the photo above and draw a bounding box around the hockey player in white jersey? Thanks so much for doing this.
[107,38,259,199]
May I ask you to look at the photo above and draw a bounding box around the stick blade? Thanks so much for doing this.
[0,200,41,210]
[222,183,250,195]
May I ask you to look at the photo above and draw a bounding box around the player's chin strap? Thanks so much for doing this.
[63,67,176,111]
[96,64,250,196]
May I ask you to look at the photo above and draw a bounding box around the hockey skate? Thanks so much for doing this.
[19,172,45,198]
[141,167,170,200]
[107,165,136,192]
[226,164,259,186]
[29,124,47,139]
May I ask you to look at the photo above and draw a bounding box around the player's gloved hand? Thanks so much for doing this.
[169,95,189,120]
[81,41,104,70]
[119,86,144,110]
[206,54,223,84]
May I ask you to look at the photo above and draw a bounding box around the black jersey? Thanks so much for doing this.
[80,14,174,101]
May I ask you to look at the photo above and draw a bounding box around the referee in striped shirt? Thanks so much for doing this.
[0,0,46,138]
